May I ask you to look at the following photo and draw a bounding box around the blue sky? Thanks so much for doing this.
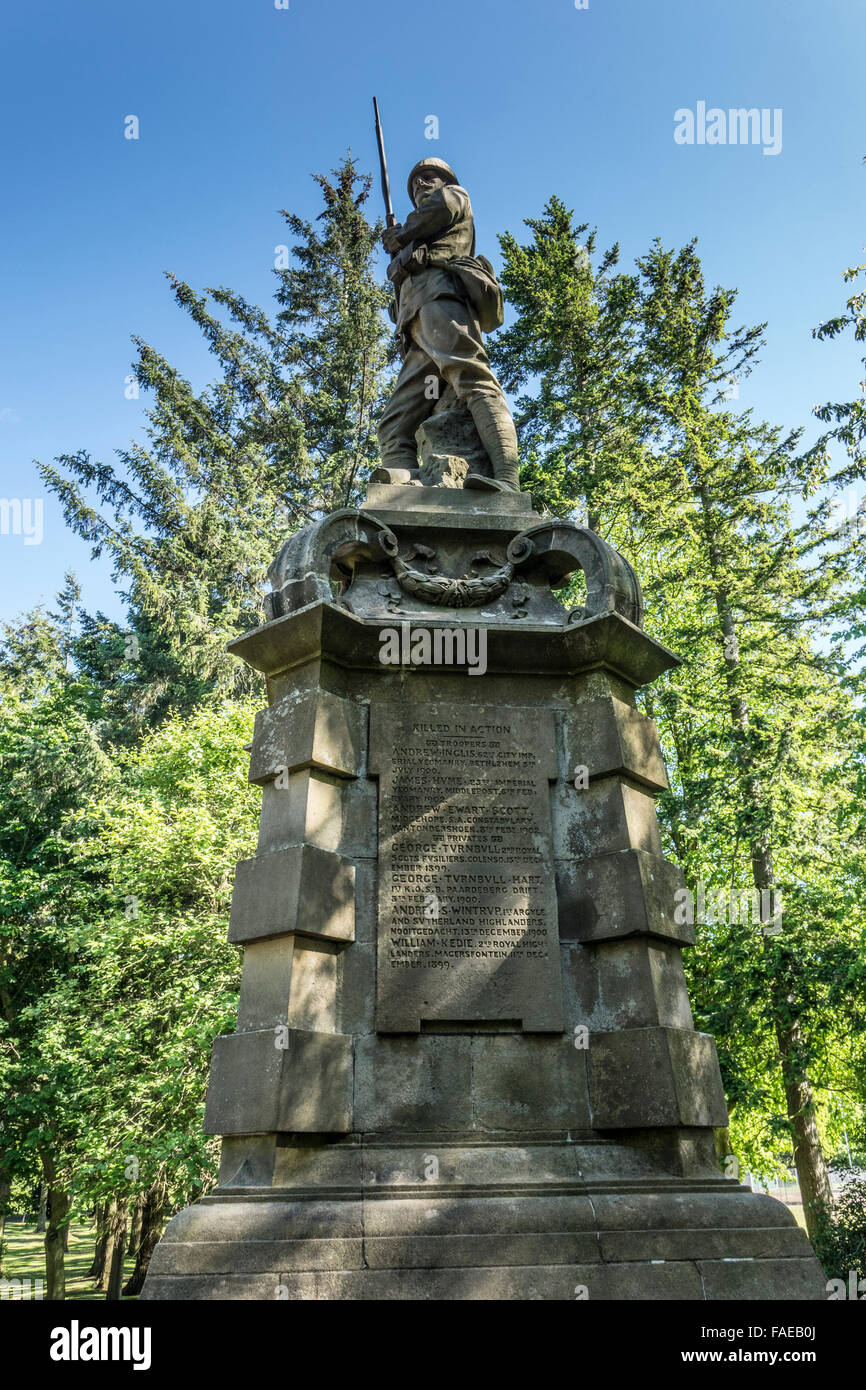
[1,0,863,626]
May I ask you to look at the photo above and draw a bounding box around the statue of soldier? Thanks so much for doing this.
[376,158,520,492]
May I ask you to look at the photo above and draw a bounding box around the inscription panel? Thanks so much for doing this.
[369,704,564,1032]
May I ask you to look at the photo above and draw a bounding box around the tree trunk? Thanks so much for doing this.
[44,1183,70,1301]
[106,1211,127,1301]
[0,1171,10,1273]
[35,1183,48,1233]
[776,1015,834,1239]
[88,1202,109,1279]
[713,1125,734,1175]
[95,1197,120,1290]
[127,1194,144,1261]
[123,1183,166,1297]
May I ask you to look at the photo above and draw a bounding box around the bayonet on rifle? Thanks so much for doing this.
[373,97,398,228]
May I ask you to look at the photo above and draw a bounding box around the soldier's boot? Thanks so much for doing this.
[463,392,520,492]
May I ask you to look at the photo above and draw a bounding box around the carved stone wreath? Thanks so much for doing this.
[384,535,534,608]
[266,509,644,628]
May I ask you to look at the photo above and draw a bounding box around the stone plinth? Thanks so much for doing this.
[141,485,824,1301]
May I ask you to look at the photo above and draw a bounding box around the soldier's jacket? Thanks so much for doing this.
[387,185,476,334]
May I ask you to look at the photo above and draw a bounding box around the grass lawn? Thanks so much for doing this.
[1,1218,138,1300]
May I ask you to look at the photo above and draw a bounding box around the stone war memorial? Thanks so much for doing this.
[141,150,825,1301]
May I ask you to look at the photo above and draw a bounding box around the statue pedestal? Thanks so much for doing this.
[141,487,824,1301]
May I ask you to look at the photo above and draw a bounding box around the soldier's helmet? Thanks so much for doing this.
[407,158,460,206]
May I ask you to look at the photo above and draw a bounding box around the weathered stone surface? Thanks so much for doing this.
[361,483,532,519]
[591,1190,798,1231]
[697,1258,828,1301]
[228,844,355,945]
[235,938,339,1034]
[552,777,662,862]
[561,696,669,790]
[590,939,695,1031]
[353,1035,473,1131]
[359,1140,586,1188]
[558,848,693,946]
[363,1193,597,1236]
[140,1258,710,1301]
[416,398,491,486]
[600,1226,811,1263]
[204,1029,352,1135]
[229,602,679,688]
[248,689,363,783]
[338,941,375,1036]
[370,702,563,1033]
[362,1232,600,1269]
[217,1135,279,1188]
[256,771,344,855]
[587,1028,729,1129]
[149,1238,363,1276]
[471,1035,590,1131]
[145,1137,824,1301]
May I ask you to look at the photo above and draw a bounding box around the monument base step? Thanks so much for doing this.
[141,1183,826,1301]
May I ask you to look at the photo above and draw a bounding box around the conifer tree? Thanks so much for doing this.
[39,157,395,702]
[494,205,866,1232]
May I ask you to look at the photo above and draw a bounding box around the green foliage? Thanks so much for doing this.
[494,200,866,1192]
[493,198,646,525]
[38,157,395,700]
[0,599,259,1218]
[814,1178,866,1283]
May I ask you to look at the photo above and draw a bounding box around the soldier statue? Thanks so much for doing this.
[376,156,520,493]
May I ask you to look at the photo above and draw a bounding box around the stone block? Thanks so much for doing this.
[696,1258,828,1301]
[351,858,377,946]
[228,844,355,944]
[600,1225,812,1263]
[166,1198,364,1243]
[204,1029,352,1135]
[149,1238,363,1276]
[353,1036,472,1131]
[248,689,363,784]
[236,938,339,1034]
[235,938,293,1032]
[218,1136,277,1188]
[256,771,343,854]
[271,1142,365,1190]
[562,696,669,791]
[551,777,662,861]
[288,940,339,1032]
[360,1141,583,1189]
[591,1190,798,1233]
[339,776,379,859]
[338,941,375,1035]
[557,848,694,946]
[363,1194,597,1237]
[587,1027,728,1129]
[362,1232,601,1269]
[592,940,694,1030]
[470,1035,591,1131]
